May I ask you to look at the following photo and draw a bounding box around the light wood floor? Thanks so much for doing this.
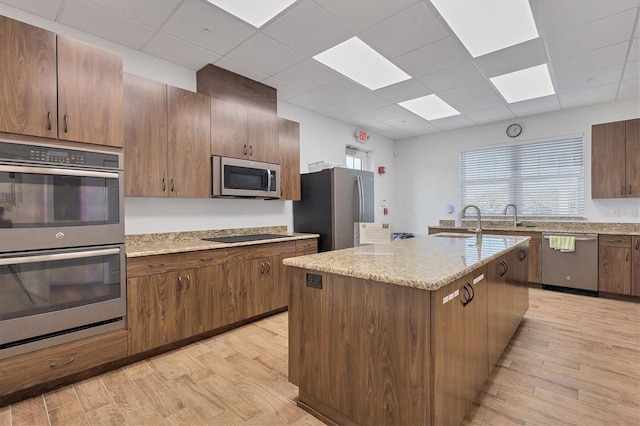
[1,288,638,426]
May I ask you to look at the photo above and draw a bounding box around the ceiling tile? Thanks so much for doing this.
[431,115,476,131]
[555,65,624,93]
[558,83,619,108]
[546,10,637,61]
[394,37,470,78]
[629,37,640,62]
[143,32,220,71]
[319,94,390,119]
[532,0,640,36]
[552,41,629,81]
[0,0,62,19]
[262,1,352,56]
[309,79,369,103]
[373,79,432,103]
[617,78,640,99]
[87,0,181,28]
[624,60,640,80]
[438,81,496,105]
[419,62,484,92]
[377,127,414,139]
[359,2,448,59]
[384,114,440,135]
[315,0,420,32]
[161,0,255,55]
[473,38,548,79]
[226,33,305,76]
[59,0,155,49]
[212,57,269,82]
[285,92,335,111]
[452,94,505,114]
[366,104,412,121]
[262,76,306,100]
[509,95,561,115]
[271,59,341,93]
[466,106,515,124]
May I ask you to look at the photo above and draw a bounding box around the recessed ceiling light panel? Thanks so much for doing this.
[313,37,411,90]
[490,64,555,103]
[398,94,460,121]
[430,0,539,57]
[206,0,297,28]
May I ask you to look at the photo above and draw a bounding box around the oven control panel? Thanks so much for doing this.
[0,141,120,169]
[30,149,85,165]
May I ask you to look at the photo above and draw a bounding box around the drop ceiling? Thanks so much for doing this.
[2,0,639,140]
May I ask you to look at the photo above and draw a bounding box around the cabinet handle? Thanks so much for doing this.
[461,284,472,306]
[260,262,265,274]
[186,274,191,290]
[468,283,475,303]
[621,184,625,195]
[518,249,527,261]
[162,178,166,191]
[148,263,165,268]
[636,239,638,250]
[171,179,175,192]
[626,252,629,262]
[629,185,632,195]
[177,275,182,291]
[63,115,68,133]
[50,357,75,368]
[266,261,271,273]
[608,239,623,243]
[243,144,247,155]
[47,111,52,131]
[249,145,253,156]
[498,261,508,277]
[200,256,214,261]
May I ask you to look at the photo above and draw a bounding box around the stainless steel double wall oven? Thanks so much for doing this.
[0,139,125,359]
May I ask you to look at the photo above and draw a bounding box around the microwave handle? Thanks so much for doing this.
[267,169,272,191]
[0,165,119,179]
[0,248,120,266]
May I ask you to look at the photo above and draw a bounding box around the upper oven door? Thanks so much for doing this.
[0,164,124,252]
[213,156,280,198]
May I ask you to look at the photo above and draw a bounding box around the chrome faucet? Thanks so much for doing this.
[503,204,518,227]
[461,205,482,242]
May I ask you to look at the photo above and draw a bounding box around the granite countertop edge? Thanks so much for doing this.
[283,235,530,292]
[434,220,640,236]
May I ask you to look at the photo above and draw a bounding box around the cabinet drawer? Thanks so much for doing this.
[599,235,632,248]
[0,330,127,395]
[127,249,230,277]
[295,239,317,254]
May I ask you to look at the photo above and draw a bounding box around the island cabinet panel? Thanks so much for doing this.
[288,267,431,426]
[431,267,488,426]
[633,236,640,297]
[0,16,57,138]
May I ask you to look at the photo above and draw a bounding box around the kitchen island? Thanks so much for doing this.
[284,233,530,426]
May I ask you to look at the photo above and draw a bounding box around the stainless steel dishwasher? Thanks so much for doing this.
[542,233,598,292]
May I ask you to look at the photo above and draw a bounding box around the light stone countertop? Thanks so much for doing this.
[126,226,318,257]
[282,233,530,291]
[435,220,640,235]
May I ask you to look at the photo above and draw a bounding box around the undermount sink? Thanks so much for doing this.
[201,234,289,243]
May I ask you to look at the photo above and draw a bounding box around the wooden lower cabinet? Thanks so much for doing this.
[599,235,633,295]
[0,330,127,397]
[633,236,640,297]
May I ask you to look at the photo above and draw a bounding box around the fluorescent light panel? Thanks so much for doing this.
[490,64,555,103]
[430,0,539,57]
[206,0,297,28]
[399,94,460,121]
[313,37,411,90]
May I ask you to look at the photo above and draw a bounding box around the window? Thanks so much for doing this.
[460,138,584,217]
[346,146,370,171]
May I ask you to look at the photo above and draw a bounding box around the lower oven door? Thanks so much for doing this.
[0,245,126,354]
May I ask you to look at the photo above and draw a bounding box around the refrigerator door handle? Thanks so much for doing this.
[356,175,364,222]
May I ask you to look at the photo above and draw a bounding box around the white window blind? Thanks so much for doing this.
[460,138,584,217]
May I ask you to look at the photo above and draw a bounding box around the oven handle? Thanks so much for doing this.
[0,165,119,179]
[0,248,120,266]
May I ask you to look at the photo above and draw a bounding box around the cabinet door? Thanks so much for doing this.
[0,16,57,138]
[123,73,168,197]
[592,121,626,198]
[199,264,226,330]
[127,272,184,355]
[632,237,640,297]
[167,86,211,197]
[625,118,640,197]
[279,118,301,200]
[248,107,279,163]
[250,258,272,317]
[57,35,123,147]
[528,240,542,284]
[487,254,513,371]
[511,246,530,324]
[599,244,632,295]
[211,98,247,159]
[222,261,250,324]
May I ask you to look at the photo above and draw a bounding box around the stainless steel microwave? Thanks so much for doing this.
[212,156,280,199]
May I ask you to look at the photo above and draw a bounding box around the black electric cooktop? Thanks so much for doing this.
[201,234,290,243]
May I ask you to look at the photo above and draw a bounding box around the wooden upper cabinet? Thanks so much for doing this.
[0,16,57,138]
[592,118,640,199]
[167,86,211,198]
[247,107,278,163]
[211,98,247,159]
[57,36,123,147]
[123,73,167,197]
[279,118,301,200]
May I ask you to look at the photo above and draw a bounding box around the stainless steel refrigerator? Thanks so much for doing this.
[293,168,374,252]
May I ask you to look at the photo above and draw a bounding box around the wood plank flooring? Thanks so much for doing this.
[1,288,638,425]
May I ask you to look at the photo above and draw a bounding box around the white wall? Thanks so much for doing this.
[0,4,397,235]
[394,97,640,236]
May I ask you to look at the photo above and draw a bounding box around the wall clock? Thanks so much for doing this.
[506,123,522,138]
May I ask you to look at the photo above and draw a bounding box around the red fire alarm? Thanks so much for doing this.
[378,166,386,174]
[383,207,389,215]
